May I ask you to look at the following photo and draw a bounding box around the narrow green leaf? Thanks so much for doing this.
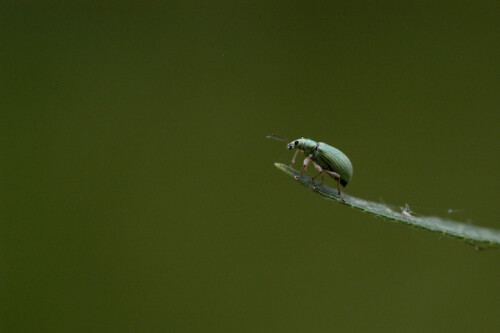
[274,163,500,247]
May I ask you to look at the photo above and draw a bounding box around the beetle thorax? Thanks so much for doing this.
[301,139,317,154]
[288,138,317,153]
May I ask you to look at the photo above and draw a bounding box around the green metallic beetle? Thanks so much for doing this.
[268,134,353,201]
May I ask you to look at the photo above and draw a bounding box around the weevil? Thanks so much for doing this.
[267,134,353,201]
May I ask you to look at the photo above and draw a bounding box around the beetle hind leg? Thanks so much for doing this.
[325,170,346,202]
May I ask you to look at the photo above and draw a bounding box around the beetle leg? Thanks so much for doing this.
[311,162,323,188]
[295,155,312,180]
[290,149,300,167]
[313,161,322,172]
[325,170,346,202]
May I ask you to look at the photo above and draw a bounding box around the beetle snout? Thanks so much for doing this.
[287,143,294,150]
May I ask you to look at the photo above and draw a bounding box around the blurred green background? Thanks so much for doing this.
[2,1,500,332]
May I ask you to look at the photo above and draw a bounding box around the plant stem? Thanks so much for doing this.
[274,162,500,247]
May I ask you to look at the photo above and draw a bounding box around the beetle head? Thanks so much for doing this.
[288,138,304,150]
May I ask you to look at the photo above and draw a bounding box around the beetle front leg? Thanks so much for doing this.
[289,149,300,167]
[295,155,312,180]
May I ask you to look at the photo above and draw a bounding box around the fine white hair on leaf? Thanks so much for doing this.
[400,203,413,217]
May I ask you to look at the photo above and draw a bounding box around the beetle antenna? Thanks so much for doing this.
[266,134,289,143]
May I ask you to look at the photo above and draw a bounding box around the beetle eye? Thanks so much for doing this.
[295,141,299,145]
